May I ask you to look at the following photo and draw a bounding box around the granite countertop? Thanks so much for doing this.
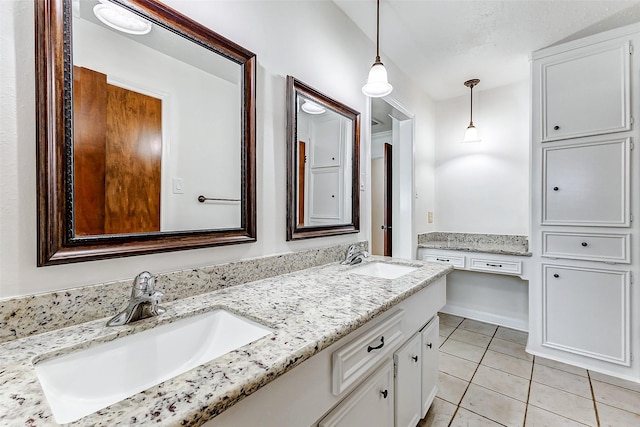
[0,256,451,426]
[417,232,531,257]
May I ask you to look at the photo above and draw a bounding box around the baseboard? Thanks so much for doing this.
[440,304,528,332]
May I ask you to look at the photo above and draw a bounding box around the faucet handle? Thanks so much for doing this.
[131,271,155,297]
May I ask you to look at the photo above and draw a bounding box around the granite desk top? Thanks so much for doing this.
[0,257,451,426]
[417,232,531,257]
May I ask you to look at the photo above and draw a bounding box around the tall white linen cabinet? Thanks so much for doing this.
[529,22,640,382]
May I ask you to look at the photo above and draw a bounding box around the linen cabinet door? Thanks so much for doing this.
[540,39,630,142]
[420,317,439,417]
[542,138,630,226]
[542,264,630,365]
[319,361,394,427]
[394,333,422,427]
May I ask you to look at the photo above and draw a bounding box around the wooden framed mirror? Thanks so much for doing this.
[286,76,360,240]
[36,0,256,265]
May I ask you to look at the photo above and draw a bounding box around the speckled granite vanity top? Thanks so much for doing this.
[418,232,531,257]
[0,257,451,426]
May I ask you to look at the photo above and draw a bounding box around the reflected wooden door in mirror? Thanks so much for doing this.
[36,0,257,265]
[286,76,360,240]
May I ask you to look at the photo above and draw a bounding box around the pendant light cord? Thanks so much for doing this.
[469,84,474,125]
[375,0,381,63]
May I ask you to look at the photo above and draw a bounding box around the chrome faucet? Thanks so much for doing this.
[341,243,370,265]
[106,271,166,327]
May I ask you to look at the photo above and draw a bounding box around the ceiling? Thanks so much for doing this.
[334,0,640,100]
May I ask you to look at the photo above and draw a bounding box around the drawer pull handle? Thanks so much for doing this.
[553,125,560,131]
[436,258,450,262]
[367,336,385,352]
[553,273,560,278]
[412,355,419,362]
[553,186,559,191]
[486,263,502,268]
[426,342,433,349]
[581,242,588,247]
[380,389,388,399]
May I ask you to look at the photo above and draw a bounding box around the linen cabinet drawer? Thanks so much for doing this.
[332,310,404,395]
[423,254,465,269]
[469,257,522,276]
[542,232,630,263]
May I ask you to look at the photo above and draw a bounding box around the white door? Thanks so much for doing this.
[394,333,422,427]
[420,317,439,417]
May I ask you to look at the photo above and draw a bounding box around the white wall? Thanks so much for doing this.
[0,0,436,298]
[433,81,530,235]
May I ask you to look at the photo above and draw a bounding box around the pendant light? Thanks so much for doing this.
[462,79,481,143]
[362,0,393,98]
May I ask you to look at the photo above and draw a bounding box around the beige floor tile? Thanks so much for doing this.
[460,383,526,427]
[532,364,591,398]
[534,356,588,377]
[450,408,504,427]
[436,372,469,405]
[495,326,528,345]
[439,352,478,382]
[472,365,530,402]
[597,402,640,427]
[481,349,533,380]
[458,319,498,337]
[449,328,492,348]
[440,338,487,363]
[525,405,587,427]
[489,337,533,361]
[417,397,457,427]
[439,323,456,339]
[589,370,640,393]
[591,380,640,415]
[438,312,464,327]
[528,382,597,426]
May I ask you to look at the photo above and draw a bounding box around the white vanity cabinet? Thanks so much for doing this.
[540,39,631,142]
[530,23,640,381]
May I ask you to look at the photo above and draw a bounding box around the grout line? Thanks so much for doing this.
[522,355,536,426]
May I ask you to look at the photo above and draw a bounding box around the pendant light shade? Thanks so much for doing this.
[462,79,481,143]
[362,0,393,98]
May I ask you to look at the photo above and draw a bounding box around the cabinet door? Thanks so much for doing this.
[542,264,630,365]
[319,361,394,427]
[540,40,630,141]
[311,116,343,168]
[542,138,630,227]
[394,333,422,427]
[421,317,439,417]
[308,168,341,223]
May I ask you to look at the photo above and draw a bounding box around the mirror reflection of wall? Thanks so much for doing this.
[72,0,242,236]
[296,95,353,227]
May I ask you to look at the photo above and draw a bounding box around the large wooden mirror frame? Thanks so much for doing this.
[36,0,256,265]
[286,76,360,240]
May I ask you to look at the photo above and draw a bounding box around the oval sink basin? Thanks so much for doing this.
[350,262,418,279]
[34,309,272,424]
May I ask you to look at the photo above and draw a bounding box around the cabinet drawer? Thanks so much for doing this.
[423,254,465,269]
[469,257,522,276]
[542,232,630,263]
[332,310,404,396]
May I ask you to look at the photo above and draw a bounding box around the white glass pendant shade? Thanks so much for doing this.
[362,62,393,98]
[462,123,481,143]
[94,0,152,35]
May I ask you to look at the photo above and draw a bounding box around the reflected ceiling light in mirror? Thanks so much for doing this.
[301,100,326,115]
[462,78,481,143]
[93,0,152,35]
[362,0,392,98]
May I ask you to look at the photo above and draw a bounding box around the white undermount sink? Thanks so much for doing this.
[350,262,419,279]
[34,309,273,424]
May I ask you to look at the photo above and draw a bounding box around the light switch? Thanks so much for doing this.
[428,211,433,223]
[173,178,184,194]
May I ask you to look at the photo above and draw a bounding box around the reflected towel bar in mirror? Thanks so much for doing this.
[197,195,241,203]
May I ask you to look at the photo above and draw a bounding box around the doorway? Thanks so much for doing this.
[370,97,415,259]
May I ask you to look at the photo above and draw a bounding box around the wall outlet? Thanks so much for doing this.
[428,211,433,223]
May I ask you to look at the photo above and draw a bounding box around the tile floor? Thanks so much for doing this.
[417,313,640,427]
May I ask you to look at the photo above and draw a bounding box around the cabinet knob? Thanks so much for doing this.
[553,186,559,191]
[553,125,560,130]
[426,342,433,349]
[380,389,388,399]
[331,195,335,198]
[412,355,419,362]
[553,273,560,278]
[581,242,588,247]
